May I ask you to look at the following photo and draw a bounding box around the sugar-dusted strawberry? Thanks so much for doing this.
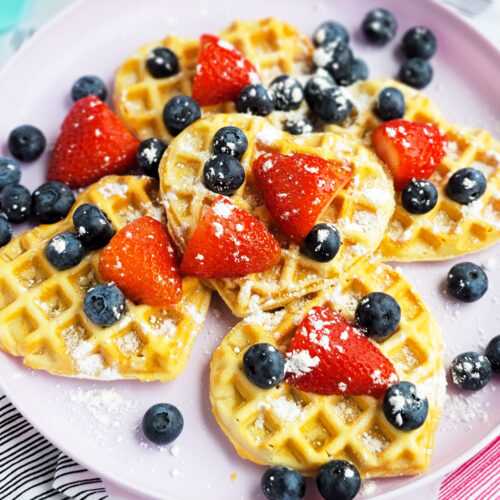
[99,216,182,308]
[192,34,260,106]
[180,196,280,278]
[253,153,353,243]
[285,306,398,398]
[48,96,139,188]
[371,119,447,190]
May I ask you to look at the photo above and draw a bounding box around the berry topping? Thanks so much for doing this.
[371,119,447,190]
[355,292,401,341]
[71,75,107,102]
[73,203,115,250]
[269,75,304,111]
[212,126,248,159]
[48,96,139,188]
[283,116,315,135]
[0,217,12,248]
[261,466,306,500]
[236,84,275,116]
[180,196,281,279]
[0,157,21,190]
[146,47,180,78]
[399,58,433,89]
[447,262,488,303]
[1,184,32,223]
[142,403,184,445]
[312,21,349,47]
[163,95,202,136]
[376,87,406,121]
[383,381,429,430]
[316,460,360,500]
[362,8,398,45]
[451,352,492,391]
[243,343,285,389]
[32,181,76,224]
[83,283,126,327]
[45,232,84,270]
[192,34,260,106]
[485,335,500,372]
[137,137,167,179]
[446,167,487,205]
[303,223,342,262]
[336,58,369,86]
[99,216,182,308]
[285,307,398,398]
[402,27,437,60]
[8,125,46,162]
[203,154,245,196]
[311,86,353,124]
[253,152,352,243]
[401,179,438,214]
[313,41,353,84]
[304,74,336,108]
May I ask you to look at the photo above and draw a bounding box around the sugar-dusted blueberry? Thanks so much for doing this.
[313,41,354,84]
[383,381,429,430]
[284,116,315,135]
[146,47,180,78]
[8,125,46,162]
[243,343,285,389]
[312,87,353,124]
[142,403,184,445]
[1,184,32,223]
[362,8,398,45]
[446,167,487,205]
[304,73,336,109]
[316,460,361,500]
[399,58,433,89]
[376,86,406,121]
[0,157,21,190]
[0,216,12,247]
[402,27,437,60]
[269,75,304,111]
[336,58,369,86]
[73,203,115,250]
[236,84,275,116]
[485,335,500,372]
[32,181,76,224]
[83,282,126,327]
[203,154,245,196]
[45,232,84,270]
[355,292,401,340]
[71,75,107,102]
[137,138,167,179]
[451,352,492,390]
[261,466,306,500]
[303,223,341,262]
[212,126,248,159]
[447,262,488,302]
[163,95,201,136]
[312,21,349,47]
[401,179,438,215]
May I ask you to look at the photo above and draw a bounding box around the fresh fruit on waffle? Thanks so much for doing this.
[210,258,445,477]
[0,175,211,381]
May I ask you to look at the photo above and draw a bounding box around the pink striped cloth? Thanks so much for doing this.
[438,436,500,500]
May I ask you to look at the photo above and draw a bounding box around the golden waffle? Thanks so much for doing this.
[210,259,445,477]
[159,113,395,317]
[0,176,211,381]
[113,18,314,144]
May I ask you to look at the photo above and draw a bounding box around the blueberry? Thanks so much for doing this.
[313,41,354,84]
[355,292,401,341]
[451,352,492,390]
[402,27,437,60]
[32,182,76,224]
[212,126,248,159]
[316,460,361,500]
[303,223,341,262]
[401,179,438,215]
[336,58,369,86]
[376,87,406,121]
[71,75,107,102]
[399,58,433,89]
[8,125,46,162]
[447,262,488,302]
[243,343,285,389]
[269,75,304,111]
[362,8,398,45]
[0,216,12,247]
[0,158,21,190]
[304,74,336,109]
[312,21,349,47]
[446,167,487,205]
[163,95,201,136]
[383,381,429,430]
[146,47,179,78]
[203,154,245,196]
[1,184,32,223]
[83,282,126,327]
[73,203,115,250]
[313,87,353,124]
[485,335,500,372]
[136,138,167,179]
[45,232,84,270]
[261,466,306,500]
[236,84,275,116]
[284,116,315,135]
[142,403,184,445]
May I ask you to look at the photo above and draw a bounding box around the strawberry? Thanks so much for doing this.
[371,119,447,190]
[180,196,281,278]
[192,34,260,106]
[99,216,182,308]
[253,153,353,244]
[285,306,398,398]
[48,96,139,188]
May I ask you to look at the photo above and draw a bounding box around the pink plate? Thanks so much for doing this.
[0,0,499,498]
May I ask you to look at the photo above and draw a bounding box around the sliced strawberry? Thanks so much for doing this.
[371,119,447,190]
[180,196,280,278]
[48,96,139,188]
[99,216,182,308]
[192,34,260,106]
[285,306,398,398]
[253,153,353,243]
